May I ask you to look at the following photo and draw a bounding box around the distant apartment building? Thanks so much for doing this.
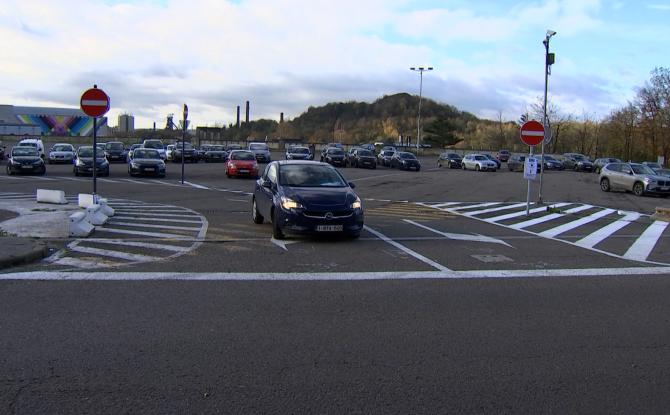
[118,114,135,133]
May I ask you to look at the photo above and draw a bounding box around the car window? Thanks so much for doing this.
[250,144,268,151]
[106,142,124,150]
[621,165,632,174]
[400,153,416,159]
[143,141,164,149]
[474,155,486,160]
[52,145,72,152]
[12,147,38,156]
[267,163,278,183]
[279,164,347,187]
[231,151,255,161]
[358,150,373,157]
[19,142,37,148]
[78,148,94,158]
[632,164,655,175]
[327,148,344,155]
[134,149,160,159]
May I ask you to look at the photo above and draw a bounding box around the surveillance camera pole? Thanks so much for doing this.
[538,30,555,204]
[410,67,433,153]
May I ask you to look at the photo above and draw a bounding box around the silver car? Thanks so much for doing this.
[599,162,670,197]
[462,154,497,171]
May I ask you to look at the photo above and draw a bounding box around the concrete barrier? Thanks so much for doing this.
[78,193,96,209]
[69,211,94,237]
[86,204,108,226]
[98,197,115,217]
[651,207,670,222]
[36,189,67,204]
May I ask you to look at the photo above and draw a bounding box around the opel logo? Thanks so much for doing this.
[325,212,333,220]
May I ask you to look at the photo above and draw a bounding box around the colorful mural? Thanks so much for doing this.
[15,114,106,136]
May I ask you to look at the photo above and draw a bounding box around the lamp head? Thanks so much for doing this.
[546,30,557,38]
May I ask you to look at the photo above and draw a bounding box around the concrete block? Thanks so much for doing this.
[36,189,67,204]
[78,193,96,209]
[98,197,115,217]
[86,204,108,226]
[69,211,94,237]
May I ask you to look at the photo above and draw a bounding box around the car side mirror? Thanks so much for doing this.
[261,179,272,188]
[349,182,356,189]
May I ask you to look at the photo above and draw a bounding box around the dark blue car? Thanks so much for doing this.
[252,161,364,239]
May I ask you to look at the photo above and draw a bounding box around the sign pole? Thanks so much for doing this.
[92,116,97,199]
[526,145,533,216]
[181,103,188,184]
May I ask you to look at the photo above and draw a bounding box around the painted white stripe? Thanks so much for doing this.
[83,238,189,252]
[52,176,88,182]
[575,212,642,249]
[521,131,544,136]
[450,202,501,211]
[94,227,191,239]
[111,216,202,224]
[153,180,182,187]
[485,203,571,222]
[106,221,201,231]
[510,204,594,230]
[108,204,181,209]
[363,225,451,271]
[69,245,159,262]
[404,219,511,247]
[463,202,529,216]
[3,267,670,281]
[30,176,57,181]
[539,208,616,238]
[425,202,464,209]
[119,178,149,185]
[0,176,29,180]
[623,221,669,261]
[183,181,210,190]
[81,99,109,106]
[108,211,200,218]
[50,257,124,269]
[96,178,119,183]
[0,195,35,199]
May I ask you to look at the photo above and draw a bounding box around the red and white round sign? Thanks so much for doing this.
[520,120,545,146]
[80,87,110,118]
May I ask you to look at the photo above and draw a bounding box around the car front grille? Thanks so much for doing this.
[303,209,353,219]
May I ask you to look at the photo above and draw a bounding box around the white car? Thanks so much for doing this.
[17,138,46,159]
[142,139,166,160]
[462,154,497,171]
[165,144,176,161]
[48,143,76,164]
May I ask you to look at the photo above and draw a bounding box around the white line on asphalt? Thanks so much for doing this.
[69,245,160,262]
[462,202,529,216]
[49,257,124,269]
[52,176,90,182]
[82,238,190,252]
[349,172,411,182]
[106,221,202,231]
[183,181,210,190]
[107,204,183,209]
[119,178,149,185]
[153,180,182,187]
[96,178,119,183]
[111,216,203,224]
[450,202,501,211]
[3,267,670,280]
[575,212,642,249]
[404,219,512,247]
[94,227,192,239]
[485,203,571,223]
[538,208,616,238]
[29,176,57,181]
[623,221,669,261]
[509,204,594,230]
[113,208,192,213]
[108,211,201,218]
[363,225,451,271]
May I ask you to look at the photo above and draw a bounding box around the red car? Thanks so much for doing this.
[226,150,259,178]
[496,149,510,162]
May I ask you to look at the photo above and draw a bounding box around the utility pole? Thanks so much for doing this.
[410,67,433,152]
[538,30,556,204]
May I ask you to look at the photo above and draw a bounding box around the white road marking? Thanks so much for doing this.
[82,238,190,252]
[52,176,90,182]
[183,181,210,190]
[3,266,670,281]
[119,178,149,185]
[623,221,669,261]
[96,178,119,183]
[575,212,642,248]
[106,221,202,231]
[508,204,593,229]
[108,204,186,209]
[107,211,201,218]
[29,176,57,181]
[94,227,192,239]
[484,203,572,222]
[111,216,203,224]
[113,208,193,214]
[450,202,501,211]
[69,245,160,262]
[363,225,451,271]
[462,202,528,216]
[48,257,124,269]
[404,219,512,247]
[538,208,616,238]
[153,180,182,187]
[0,176,29,180]
[270,238,299,251]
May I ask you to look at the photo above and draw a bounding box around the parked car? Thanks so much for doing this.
[542,155,565,170]
[377,150,395,167]
[285,146,312,160]
[346,146,361,166]
[165,144,176,161]
[564,153,594,172]
[248,142,272,163]
[128,144,143,161]
[359,143,376,152]
[655,169,670,178]
[599,162,670,197]
[226,144,242,152]
[226,150,259,178]
[128,148,166,177]
[0,143,5,160]
[172,141,197,163]
[17,138,46,159]
[381,145,397,153]
[391,152,421,171]
[350,149,377,169]
[104,141,128,163]
[507,154,541,173]
[437,152,462,169]
[48,143,75,164]
[482,154,501,169]
[202,145,228,162]
[321,147,347,167]
[252,161,364,239]
[642,161,663,173]
[142,139,166,160]
[496,149,511,162]
[6,146,45,175]
[73,146,109,176]
[593,157,622,174]
[462,154,497,171]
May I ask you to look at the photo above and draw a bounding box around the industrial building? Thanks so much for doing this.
[0,104,108,136]
[118,114,135,133]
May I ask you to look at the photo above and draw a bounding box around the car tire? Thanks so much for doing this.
[633,182,645,197]
[600,178,611,192]
[272,209,284,240]
[6,165,12,175]
[39,167,46,176]
[252,198,264,224]
[462,163,466,170]
[348,232,361,239]
[475,164,480,172]
[416,166,421,172]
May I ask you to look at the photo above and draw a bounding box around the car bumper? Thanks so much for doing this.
[130,166,165,176]
[228,168,258,177]
[49,157,73,163]
[327,159,346,166]
[75,166,108,174]
[276,208,364,236]
[8,164,44,173]
[106,154,127,162]
[255,154,271,162]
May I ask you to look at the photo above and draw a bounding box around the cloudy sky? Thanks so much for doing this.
[1,0,668,128]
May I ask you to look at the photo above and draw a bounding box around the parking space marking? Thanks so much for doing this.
[485,203,572,222]
[623,221,669,261]
[183,181,210,190]
[461,202,528,216]
[450,202,501,211]
[69,244,161,262]
[96,227,193,239]
[363,225,451,271]
[111,216,203,224]
[539,208,616,238]
[83,238,190,253]
[575,212,642,248]
[509,204,594,230]
[106,221,202,231]
[404,219,511,246]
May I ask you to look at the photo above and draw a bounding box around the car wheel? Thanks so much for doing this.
[348,231,361,239]
[437,161,442,168]
[462,163,466,170]
[416,166,421,172]
[633,182,645,197]
[600,178,611,192]
[252,198,264,224]
[475,164,480,172]
[272,209,284,240]
[6,165,12,175]
[39,167,46,176]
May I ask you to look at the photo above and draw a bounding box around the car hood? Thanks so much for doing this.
[12,156,41,162]
[78,157,107,164]
[50,151,74,156]
[132,158,163,165]
[282,186,355,209]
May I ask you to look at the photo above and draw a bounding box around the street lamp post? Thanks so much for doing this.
[538,30,556,204]
[410,67,433,151]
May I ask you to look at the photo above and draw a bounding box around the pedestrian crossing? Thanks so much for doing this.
[419,201,670,265]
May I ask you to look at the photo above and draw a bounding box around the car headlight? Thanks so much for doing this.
[229,163,237,169]
[351,197,362,210]
[281,197,303,210]
[33,160,43,165]
[131,162,140,168]
[76,160,84,166]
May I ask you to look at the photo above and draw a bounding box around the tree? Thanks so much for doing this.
[423,117,462,148]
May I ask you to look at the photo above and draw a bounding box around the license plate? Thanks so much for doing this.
[316,225,343,232]
[144,167,155,171]
[661,187,669,191]
[240,169,249,173]
[21,165,32,169]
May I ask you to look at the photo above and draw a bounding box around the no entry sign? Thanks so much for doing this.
[520,120,545,146]
[80,86,110,118]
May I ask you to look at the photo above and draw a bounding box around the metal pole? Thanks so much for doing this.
[92,117,97,199]
[538,35,551,204]
[181,120,185,184]
[526,145,533,216]
[417,70,423,151]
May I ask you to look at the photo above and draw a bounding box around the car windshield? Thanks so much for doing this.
[19,142,37,148]
[447,154,461,158]
[77,148,102,158]
[382,151,394,156]
[231,151,255,161]
[290,147,309,154]
[250,144,268,151]
[134,149,160,159]
[106,142,124,150]
[52,145,72,152]
[646,162,661,169]
[279,164,347,187]
[327,149,344,155]
[211,145,224,151]
[143,141,163,149]
[12,147,38,156]
[400,153,416,159]
[474,155,486,160]
[358,150,373,157]
[631,164,656,175]
[176,142,194,150]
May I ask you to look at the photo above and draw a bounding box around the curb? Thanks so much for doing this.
[651,207,670,222]
[0,240,49,270]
